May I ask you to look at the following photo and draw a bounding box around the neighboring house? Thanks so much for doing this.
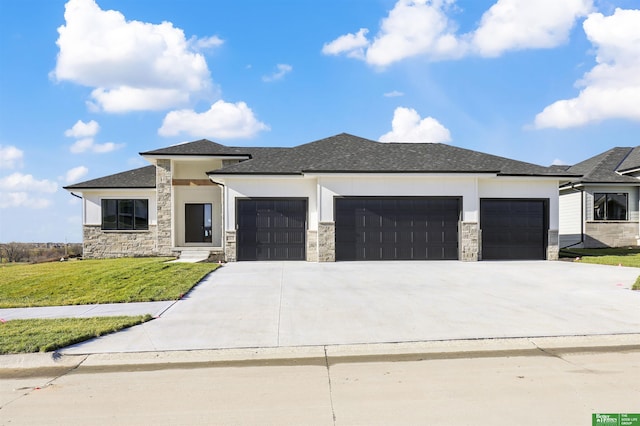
[558,146,640,249]
[64,133,577,262]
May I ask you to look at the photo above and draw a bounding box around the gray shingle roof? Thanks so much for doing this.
[63,166,156,189]
[617,146,640,173]
[140,139,252,156]
[66,134,581,190]
[209,133,578,177]
[564,147,640,184]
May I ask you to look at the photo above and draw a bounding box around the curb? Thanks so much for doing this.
[2,334,640,374]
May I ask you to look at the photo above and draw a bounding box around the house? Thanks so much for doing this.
[558,146,640,249]
[64,133,577,261]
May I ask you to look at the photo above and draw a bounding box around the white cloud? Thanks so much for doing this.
[384,90,405,97]
[0,172,57,193]
[64,119,99,138]
[189,35,224,50]
[262,64,293,82]
[472,0,593,57]
[53,0,215,113]
[379,107,452,142]
[323,0,592,66]
[158,100,270,139]
[0,145,24,169]
[0,192,52,209]
[69,138,123,153]
[534,8,640,128]
[551,159,567,165]
[65,119,124,153]
[65,166,89,183]
[322,28,370,59]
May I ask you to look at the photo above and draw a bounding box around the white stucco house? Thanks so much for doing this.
[64,133,577,261]
[557,146,640,249]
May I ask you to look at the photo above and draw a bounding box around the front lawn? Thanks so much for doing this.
[0,257,219,308]
[0,316,151,354]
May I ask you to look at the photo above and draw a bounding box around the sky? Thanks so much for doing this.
[1,0,640,243]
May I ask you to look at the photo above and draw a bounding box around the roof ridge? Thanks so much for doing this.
[612,147,634,173]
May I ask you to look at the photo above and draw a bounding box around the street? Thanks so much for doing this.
[2,341,639,425]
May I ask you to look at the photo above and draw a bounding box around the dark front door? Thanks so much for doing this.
[335,197,460,261]
[237,199,307,261]
[480,199,547,260]
[185,203,212,243]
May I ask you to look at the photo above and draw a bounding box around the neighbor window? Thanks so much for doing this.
[593,193,627,220]
[101,199,149,230]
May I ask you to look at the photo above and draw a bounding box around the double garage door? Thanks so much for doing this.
[335,197,460,260]
[236,197,548,261]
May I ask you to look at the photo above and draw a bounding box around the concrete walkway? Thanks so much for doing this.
[0,301,175,321]
[53,260,640,354]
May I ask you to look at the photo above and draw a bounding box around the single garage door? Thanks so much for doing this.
[237,199,307,261]
[480,199,548,260]
[335,197,460,261]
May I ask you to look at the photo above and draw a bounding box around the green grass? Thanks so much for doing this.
[560,248,640,268]
[0,257,219,308]
[0,316,151,354]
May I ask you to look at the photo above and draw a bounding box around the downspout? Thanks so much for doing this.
[70,192,82,199]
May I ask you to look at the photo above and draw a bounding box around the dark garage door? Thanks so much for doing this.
[237,199,307,261]
[480,199,547,260]
[335,197,460,261]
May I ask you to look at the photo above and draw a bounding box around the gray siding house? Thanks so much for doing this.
[558,146,640,248]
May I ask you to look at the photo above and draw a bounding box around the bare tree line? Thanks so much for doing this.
[0,242,82,263]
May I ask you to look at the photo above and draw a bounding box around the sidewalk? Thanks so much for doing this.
[0,301,175,321]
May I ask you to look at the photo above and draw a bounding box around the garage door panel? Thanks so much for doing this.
[335,197,460,261]
[481,199,547,260]
[237,199,307,261]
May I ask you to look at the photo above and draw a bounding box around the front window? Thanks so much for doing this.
[593,193,627,220]
[102,199,149,230]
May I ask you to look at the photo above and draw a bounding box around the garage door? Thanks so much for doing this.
[335,197,460,261]
[480,199,547,260]
[237,199,307,261]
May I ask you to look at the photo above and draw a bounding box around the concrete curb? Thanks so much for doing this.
[2,333,639,373]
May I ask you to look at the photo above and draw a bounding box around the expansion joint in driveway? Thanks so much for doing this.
[324,346,337,425]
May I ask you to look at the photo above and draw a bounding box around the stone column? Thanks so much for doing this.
[460,222,479,261]
[547,229,559,260]
[225,230,237,262]
[156,159,173,256]
[318,222,335,262]
[306,230,318,262]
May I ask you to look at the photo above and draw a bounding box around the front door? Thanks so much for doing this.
[185,203,212,243]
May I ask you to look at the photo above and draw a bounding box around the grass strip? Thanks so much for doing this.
[0,258,219,308]
[0,315,151,354]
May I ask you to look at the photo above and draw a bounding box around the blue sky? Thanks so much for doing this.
[1,0,639,243]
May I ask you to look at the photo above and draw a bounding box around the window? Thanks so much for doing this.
[102,199,149,230]
[593,193,627,220]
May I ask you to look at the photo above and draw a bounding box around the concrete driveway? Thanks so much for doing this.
[61,261,640,354]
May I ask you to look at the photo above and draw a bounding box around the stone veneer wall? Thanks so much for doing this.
[547,229,559,260]
[460,222,479,261]
[83,225,157,258]
[307,230,318,262]
[584,221,639,248]
[156,159,173,256]
[225,230,237,262]
[318,222,335,262]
